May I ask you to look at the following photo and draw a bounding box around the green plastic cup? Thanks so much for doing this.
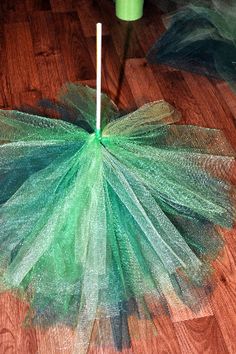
[116,0,144,21]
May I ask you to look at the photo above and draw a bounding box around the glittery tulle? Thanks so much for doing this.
[147,1,236,92]
[0,83,235,352]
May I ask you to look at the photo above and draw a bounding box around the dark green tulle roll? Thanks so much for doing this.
[0,83,235,352]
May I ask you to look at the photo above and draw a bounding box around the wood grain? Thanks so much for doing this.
[0,0,235,353]
[77,0,109,38]
[0,293,38,353]
[174,316,229,354]
[211,241,236,354]
[4,21,40,107]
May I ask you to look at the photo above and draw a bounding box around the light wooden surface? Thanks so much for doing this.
[0,0,236,353]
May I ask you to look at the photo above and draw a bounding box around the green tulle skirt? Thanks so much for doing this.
[0,83,235,352]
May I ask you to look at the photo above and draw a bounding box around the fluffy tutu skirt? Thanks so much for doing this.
[0,83,235,352]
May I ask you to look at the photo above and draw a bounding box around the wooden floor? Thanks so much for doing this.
[0,0,236,353]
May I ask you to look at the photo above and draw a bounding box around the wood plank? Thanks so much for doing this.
[29,11,60,56]
[0,23,10,108]
[134,4,165,54]
[29,11,67,98]
[34,53,68,99]
[174,316,229,354]
[52,12,96,82]
[36,326,74,354]
[0,293,38,353]
[50,0,77,13]
[182,72,236,145]
[129,315,181,354]
[125,58,163,106]
[216,81,236,120]
[4,21,40,107]
[149,67,206,125]
[77,0,109,38]
[211,239,236,354]
[25,0,51,11]
[0,0,50,13]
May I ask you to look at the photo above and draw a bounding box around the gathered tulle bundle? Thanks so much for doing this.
[0,83,235,352]
[147,0,236,92]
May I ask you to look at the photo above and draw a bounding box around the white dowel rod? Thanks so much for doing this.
[96,23,102,134]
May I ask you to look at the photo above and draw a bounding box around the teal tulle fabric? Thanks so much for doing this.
[147,1,236,92]
[0,83,235,352]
